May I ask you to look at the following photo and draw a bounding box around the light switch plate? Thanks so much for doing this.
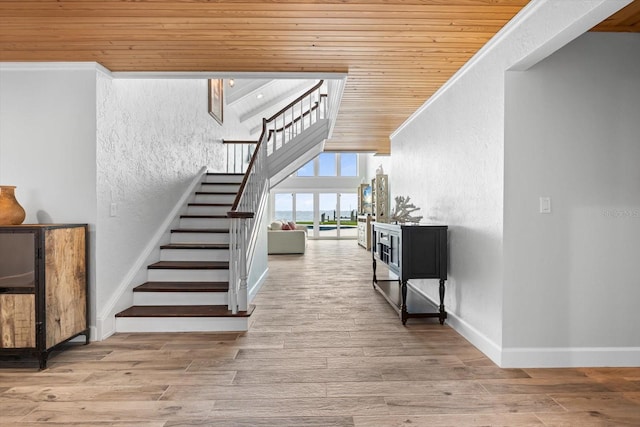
[539,197,551,214]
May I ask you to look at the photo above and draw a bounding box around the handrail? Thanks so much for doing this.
[230,79,325,212]
[226,80,326,314]
[267,80,325,126]
[267,94,327,137]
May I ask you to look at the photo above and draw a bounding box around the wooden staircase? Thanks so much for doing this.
[115,173,254,333]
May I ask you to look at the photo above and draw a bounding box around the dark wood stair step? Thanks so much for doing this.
[187,203,232,207]
[148,261,229,269]
[160,243,229,250]
[134,281,228,292]
[206,173,244,177]
[196,191,237,195]
[180,215,228,219]
[171,228,228,233]
[116,305,254,318]
[201,182,240,186]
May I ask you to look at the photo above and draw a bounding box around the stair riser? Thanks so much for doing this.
[195,194,236,204]
[200,184,240,193]
[147,269,229,282]
[179,217,230,228]
[171,233,229,244]
[160,248,229,262]
[187,205,231,216]
[116,316,249,333]
[133,291,228,306]
[204,175,244,184]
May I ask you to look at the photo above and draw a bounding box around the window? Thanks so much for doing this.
[318,153,336,176]
[274,193,293,221]
[340,153,357,176]
[295,153,358,177]
[296,160,314,177]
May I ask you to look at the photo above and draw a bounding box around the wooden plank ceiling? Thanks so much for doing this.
[1,0,638,154]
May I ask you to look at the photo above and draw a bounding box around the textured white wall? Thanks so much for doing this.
[389,0,627,364]
[0,64,99,330]
[95,76,252,335]
[503,33,640,366]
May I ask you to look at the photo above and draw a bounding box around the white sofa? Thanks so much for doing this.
[268,220,307,254]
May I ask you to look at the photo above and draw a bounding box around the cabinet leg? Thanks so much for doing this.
[38,351,49,370]
[438,279,446,325]
[401,280,408,325]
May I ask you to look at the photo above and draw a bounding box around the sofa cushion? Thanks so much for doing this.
[270,220,283,230]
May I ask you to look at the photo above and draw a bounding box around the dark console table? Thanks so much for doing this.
[371,223,448,325]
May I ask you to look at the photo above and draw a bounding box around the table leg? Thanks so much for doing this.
[438,279,446,325]
[401,280,408,325]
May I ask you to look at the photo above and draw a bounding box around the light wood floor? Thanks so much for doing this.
[1,240,639,426]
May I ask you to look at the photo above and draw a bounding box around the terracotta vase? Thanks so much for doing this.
[0,185,26,225]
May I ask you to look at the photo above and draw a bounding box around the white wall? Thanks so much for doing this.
[363,153,392,184]
[503,32,640,367]
[0,63,99,331]
[96,76,252,336]
[389,0,629,365]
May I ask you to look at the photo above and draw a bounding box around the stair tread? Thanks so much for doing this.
[134,281,229,292]
[148,261,229,269]
[160,243,229,250]
[171,228,228,233]
[202,182,240,186]
[188,203,232,207]
[206,173,244,176]
[116,305,254,318]
[196,191,237,195]
[180,215,229,219]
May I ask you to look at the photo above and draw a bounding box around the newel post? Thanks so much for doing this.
[228,212,254,313]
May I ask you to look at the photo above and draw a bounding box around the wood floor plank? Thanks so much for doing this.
[479,378,613,394]
[160,383,326,401]
[381,366,531,381]
[0,384,168,402]
[385,393,564,415]
[209,397,388,417]
[79,370,235,386]
[20,401,214,423]
[235,347,364,359]
[186,356,328,371]
[354,413,545,426]
[326,380,487,397]
[233,368,384,385]
[165,417,354,427]
[535,411,640,426]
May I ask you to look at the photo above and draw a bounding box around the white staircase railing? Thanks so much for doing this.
[223,140,257,174]
[227,80,326,313]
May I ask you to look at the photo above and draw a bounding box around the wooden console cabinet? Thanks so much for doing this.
[371,222,448,325]
[0,224,89,369]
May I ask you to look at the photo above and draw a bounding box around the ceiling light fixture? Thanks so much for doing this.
[228,79,235,88]
[257,93,264,99]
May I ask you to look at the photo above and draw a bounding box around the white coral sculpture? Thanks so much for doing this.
[390,196,423,224]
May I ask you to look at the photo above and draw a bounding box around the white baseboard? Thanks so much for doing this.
[501,346,640,368]
[248,267,269,304]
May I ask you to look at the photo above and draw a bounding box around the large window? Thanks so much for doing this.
[274,193,293,222]
[340,153,357,176]
[277,152,361,239]
[297,153,358,177]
